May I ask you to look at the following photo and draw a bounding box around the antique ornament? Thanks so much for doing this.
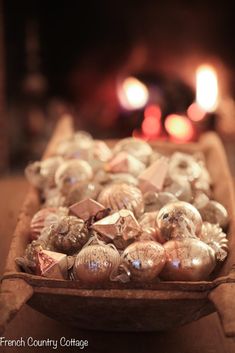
[73,244,121,284]
[97,183,144,218]
[156,201,202,240]
[161,238,216,281]
[55,159,93,194]
[122,241,166,282]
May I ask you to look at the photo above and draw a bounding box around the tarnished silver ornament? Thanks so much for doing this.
[122,241,166,282]
[161,238,216,281]
[156,201,202,241]
[73,244,121,284]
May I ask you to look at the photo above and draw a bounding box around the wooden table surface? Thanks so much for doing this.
[1,175,235,353]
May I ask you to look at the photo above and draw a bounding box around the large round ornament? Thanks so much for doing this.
[161,238,216,281]
[122,241,166,282]
[97,183,144,218]
[73,244,120,284]
[156,201,202,240]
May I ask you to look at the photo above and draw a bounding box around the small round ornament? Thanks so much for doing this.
[30,207,69,240]
[156,201,202,241]
[55,159,93,194]
[97,183,144,218]
[168,152,202,182]
[73,244,121,284]
[143,191,177,212]
[113,137,153,165]
[93,140,113,162]
[56,131,94,160]
[25,156,63,189]
[198,200,229,228]
[139,211,164,243]
[47,215,90,255]
[122,241,166,282]
[199,222,228,261]
[42,187,65,208]
[63,181,101,207]
[161,238,216,281]
[164,176,192,202]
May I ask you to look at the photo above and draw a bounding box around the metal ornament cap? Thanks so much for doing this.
[161,238,216,281]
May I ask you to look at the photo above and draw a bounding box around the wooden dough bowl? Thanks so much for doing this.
[1,116,235,336]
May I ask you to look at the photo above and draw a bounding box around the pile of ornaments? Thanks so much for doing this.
[16,131,229,285]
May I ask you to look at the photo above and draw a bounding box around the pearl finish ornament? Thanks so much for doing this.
[122,241,166,282]
[156,201,202,241]
[161,238,216,281]
[73,244,121,284]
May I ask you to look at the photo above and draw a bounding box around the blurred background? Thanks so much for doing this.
[1,0,235,172]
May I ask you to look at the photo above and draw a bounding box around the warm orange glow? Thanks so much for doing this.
[187,102,206,122]
[196,65,218,112]
[144,104,161,120]
[142,116,161,138]
[117,76,149,110]
[165,114,194,141]
[141,104,162,138]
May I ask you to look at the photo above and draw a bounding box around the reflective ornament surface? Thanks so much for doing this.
[156,201,202,240]
[92,209,141,249]
[143,191,177,212]
[63,181,101,207]
[25,156,63,189]
[48,216,90,255]
[161,238,216,281]
[30,207,68,240]
[199,200,229,228]
[113,137,152,164]
[73,244,120,284]
[106,152,145,176]
[97,183,144,218]
[35,249,68,279]
[122,241,166,282]
[55,159,93,194]
[200,222,228,261]
[168,152,202,182]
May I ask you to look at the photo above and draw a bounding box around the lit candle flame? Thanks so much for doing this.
[117,76,149,110]
[196,65,218,112]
